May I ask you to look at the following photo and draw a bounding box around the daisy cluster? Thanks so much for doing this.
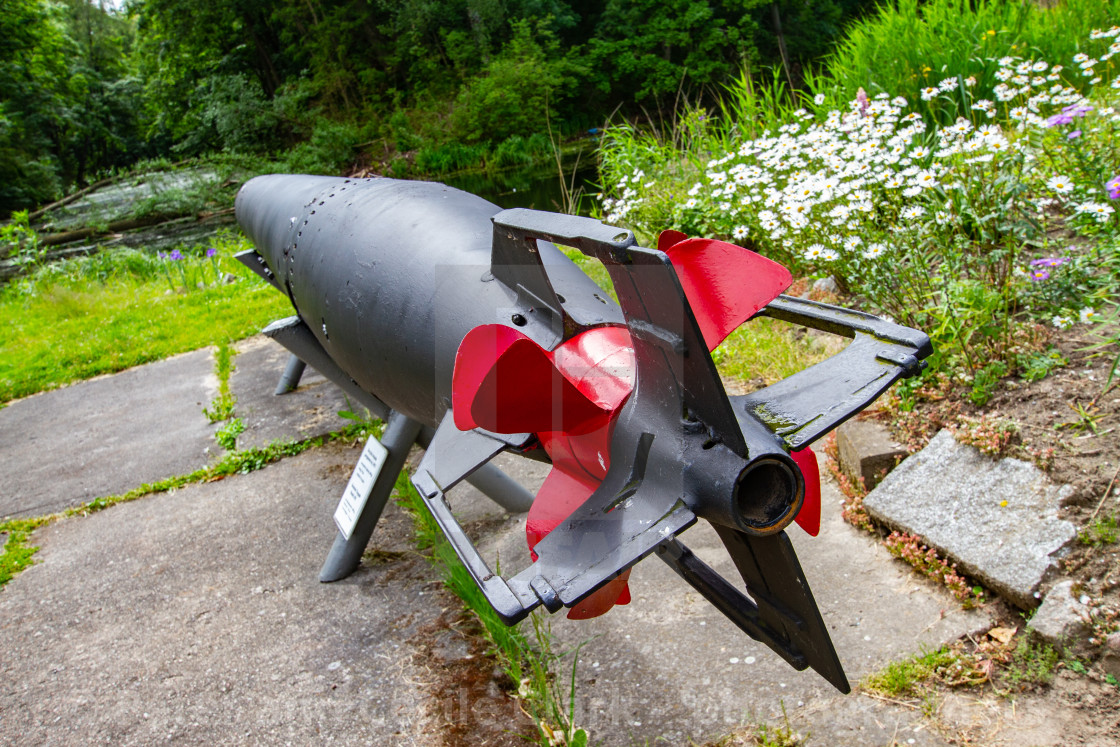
[692,94,952,265]
[600,168,647,224]
[601,26,1120,270]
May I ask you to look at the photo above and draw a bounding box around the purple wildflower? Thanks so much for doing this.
[857,87,869,117]
[1068,129,1082,140]
[1062,103,1094,117]
[169,249,183,261]
[1029,257,1070,267]
[1107,175,1120,200]
[1030,269,1050,282]
[1045,112,1074,128]
[206,247,218,258]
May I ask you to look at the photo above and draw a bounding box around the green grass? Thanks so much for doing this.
[861,646,960,697]
[0,235,291,403]
[715,318,844,390]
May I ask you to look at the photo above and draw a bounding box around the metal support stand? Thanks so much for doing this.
[318,412,536,583]
[319,410,424,582]
[464,464,534,513]
[274,353,307,395]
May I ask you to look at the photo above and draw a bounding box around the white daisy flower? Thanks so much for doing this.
[1046,175,1073,193]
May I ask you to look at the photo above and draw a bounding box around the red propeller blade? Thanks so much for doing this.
[452,325,608,434]
[659,231,793,351]
[791,446,821,537]
[526,466,631,619]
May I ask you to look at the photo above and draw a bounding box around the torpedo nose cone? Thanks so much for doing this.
[235,174,343,273]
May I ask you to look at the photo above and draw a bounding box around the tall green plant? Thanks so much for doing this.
[819,0,1120,124]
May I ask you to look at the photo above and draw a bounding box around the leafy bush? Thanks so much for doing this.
[599,26,1120,396]
[276,119,363,175]
[818,0,1120,125]
[449,19,577,144]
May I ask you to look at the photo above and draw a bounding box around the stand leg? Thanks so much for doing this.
[319,410,423,582]
[274,353,307,395]
[465,463,534,513]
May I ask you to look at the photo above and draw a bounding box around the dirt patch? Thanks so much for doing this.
[933,669,1120,746]
[870,325,1119,611]
[411,598,538,747]
[861,322,1120,744]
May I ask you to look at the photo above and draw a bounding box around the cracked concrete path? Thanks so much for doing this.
[472,457,985,746]
[2,343,995,745]
[0,337,350,521]
[0,443,440,745]
[0,349,218,520]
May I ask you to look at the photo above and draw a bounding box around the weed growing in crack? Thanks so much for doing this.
[0,518,48,586]
[392,471,588,746]
[1079,513,1120,547]
[215,418,245,451]
[1000,637,1059,690]
[861,647,962,697]
[202,341,237,423]
[883,531,985,608]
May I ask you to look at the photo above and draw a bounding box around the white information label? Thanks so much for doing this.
[333,435,390,540]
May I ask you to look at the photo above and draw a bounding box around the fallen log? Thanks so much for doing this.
[39,208,235,246]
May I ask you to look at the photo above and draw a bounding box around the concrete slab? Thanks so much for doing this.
[0,349,219,520]
[837,419,907,489]
[0,443,442,745]
[863,430,1078,608]
[230,336,352,450]
[0,350,999,744]
[1031,580,1089,648]
[468,462,985,745]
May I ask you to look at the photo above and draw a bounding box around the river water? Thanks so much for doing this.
[444,157,600,215]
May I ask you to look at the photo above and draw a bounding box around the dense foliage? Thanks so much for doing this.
[1,0,872,215]
[598,0,1120,404]
[1,0,144,209]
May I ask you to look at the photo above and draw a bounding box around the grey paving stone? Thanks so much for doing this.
[1031,580,1089,647]
[0,349,219,520]
[837,418,907,489]
[863,429,1077,608]
[0,444,439,746]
